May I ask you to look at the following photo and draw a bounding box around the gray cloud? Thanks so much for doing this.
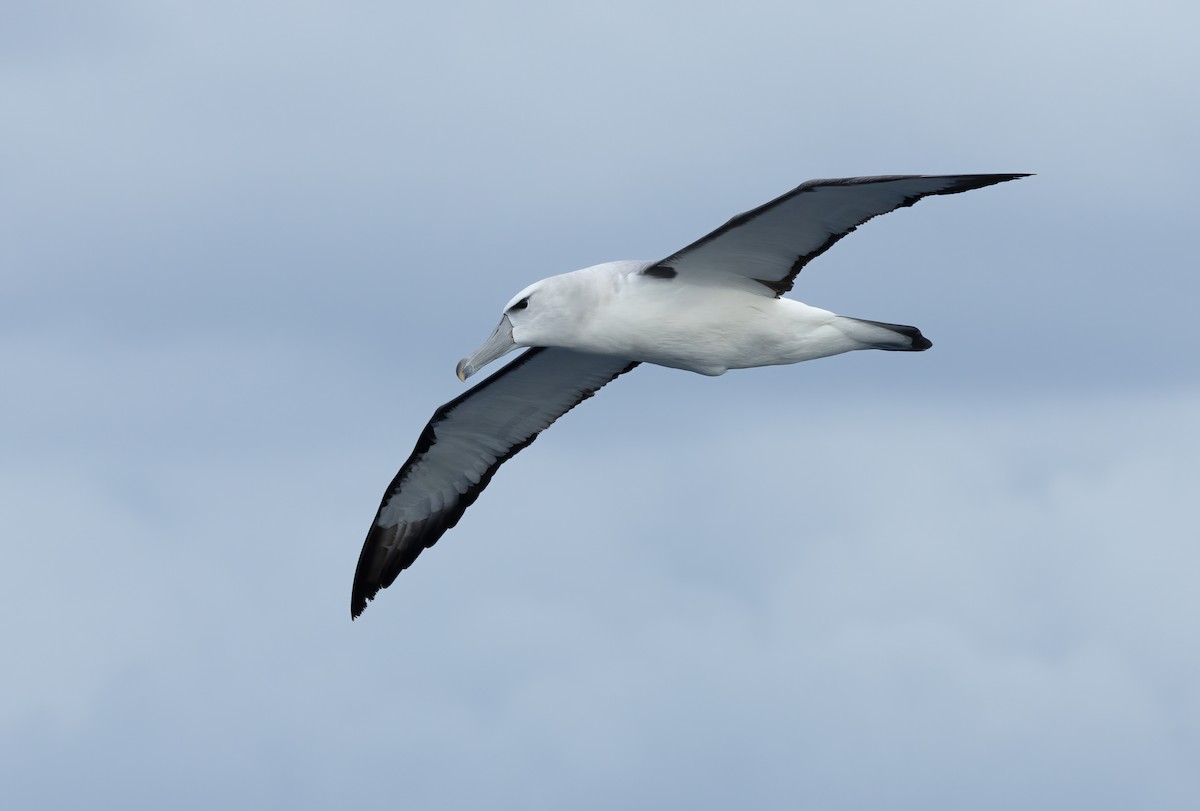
[3,0,1199,808]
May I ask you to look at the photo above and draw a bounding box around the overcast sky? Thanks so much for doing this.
[3,1,1199,808]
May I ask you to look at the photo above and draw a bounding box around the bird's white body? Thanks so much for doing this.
[508,259,897,376]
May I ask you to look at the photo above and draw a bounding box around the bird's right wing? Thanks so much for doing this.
[646,174,1030,296]
[352,348,639,618]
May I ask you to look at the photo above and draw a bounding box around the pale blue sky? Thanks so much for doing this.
[3,1,1199,808]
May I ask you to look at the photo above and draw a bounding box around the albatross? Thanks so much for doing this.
[352,173,1028,618]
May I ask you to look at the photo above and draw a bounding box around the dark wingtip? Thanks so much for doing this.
[350,582,373,620]
[933,173,1033,196]
[350,524,389,621]
[351,577,386,620]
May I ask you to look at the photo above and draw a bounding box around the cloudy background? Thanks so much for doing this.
[3,0,1198,807]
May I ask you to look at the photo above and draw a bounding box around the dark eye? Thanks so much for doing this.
[511,297,529,311]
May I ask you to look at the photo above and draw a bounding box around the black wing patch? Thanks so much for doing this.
[641,265,677,279]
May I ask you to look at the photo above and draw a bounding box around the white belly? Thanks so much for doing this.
[580,281,859,376]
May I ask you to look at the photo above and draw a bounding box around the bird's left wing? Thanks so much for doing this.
[647,174,1030,296]
[352,347,639,618]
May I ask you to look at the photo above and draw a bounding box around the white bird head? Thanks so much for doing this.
[456,271,599,381]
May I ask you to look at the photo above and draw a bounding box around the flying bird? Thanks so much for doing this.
[352,173,1029,618]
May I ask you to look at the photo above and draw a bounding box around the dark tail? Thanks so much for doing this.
[842,317,932,352]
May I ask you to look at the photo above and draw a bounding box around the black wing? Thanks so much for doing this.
[352,348,639,618]
[648,174,1030,296]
